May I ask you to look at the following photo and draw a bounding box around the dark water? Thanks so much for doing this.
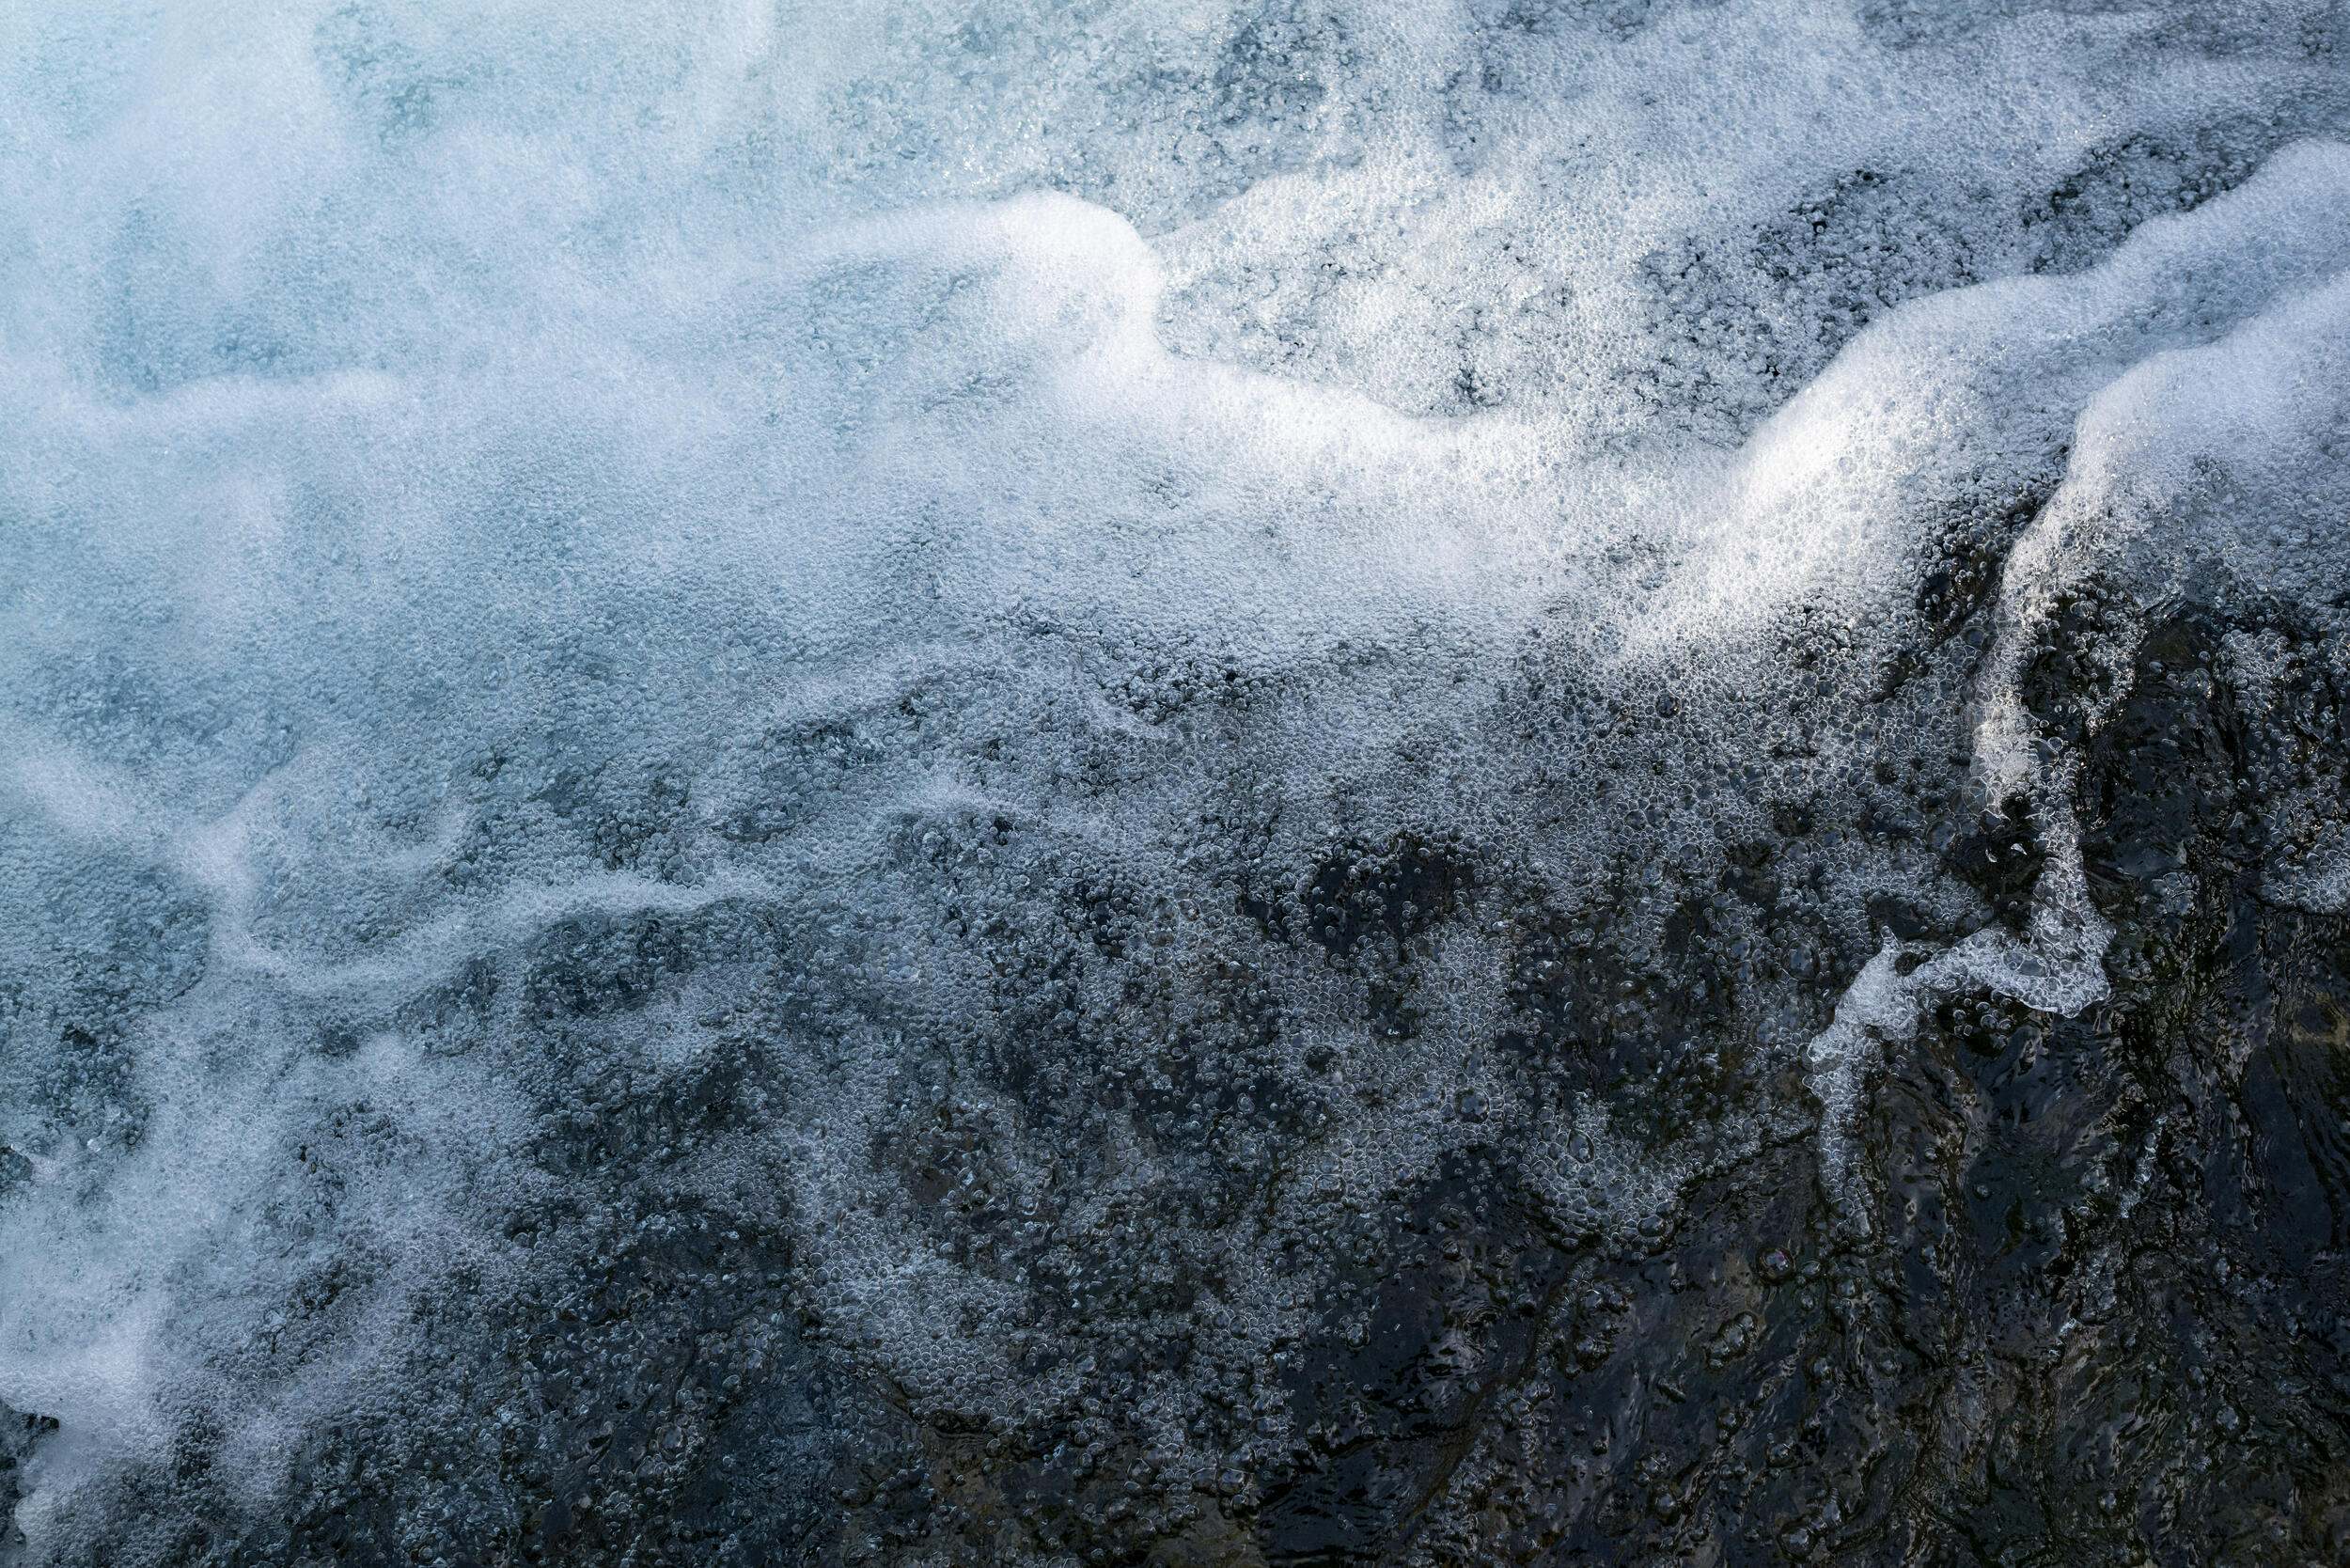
[4,4,2348,1565]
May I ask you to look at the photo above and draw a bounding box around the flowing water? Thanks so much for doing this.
[3,4,2348,1563]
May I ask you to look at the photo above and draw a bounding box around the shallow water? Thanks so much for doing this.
[3,4,2348,1564]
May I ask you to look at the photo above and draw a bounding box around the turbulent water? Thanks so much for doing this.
[4,4,2349,1564]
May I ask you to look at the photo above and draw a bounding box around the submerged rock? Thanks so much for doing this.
[2,4,2347,1566]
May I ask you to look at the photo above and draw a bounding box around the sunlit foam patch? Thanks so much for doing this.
[1654,139,2350,660]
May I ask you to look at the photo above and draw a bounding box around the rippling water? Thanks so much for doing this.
[4,5,2347,1563]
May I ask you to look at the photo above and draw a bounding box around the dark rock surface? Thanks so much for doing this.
[4,5,2348,1566]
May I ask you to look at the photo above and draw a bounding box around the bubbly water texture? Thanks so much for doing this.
[4,4,2349,1564]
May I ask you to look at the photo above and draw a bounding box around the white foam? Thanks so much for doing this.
[1806,165,2350,1223]
[3,1,2344,1544]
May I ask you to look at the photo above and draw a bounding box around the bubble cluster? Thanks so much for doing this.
[3,4,2347,1564]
